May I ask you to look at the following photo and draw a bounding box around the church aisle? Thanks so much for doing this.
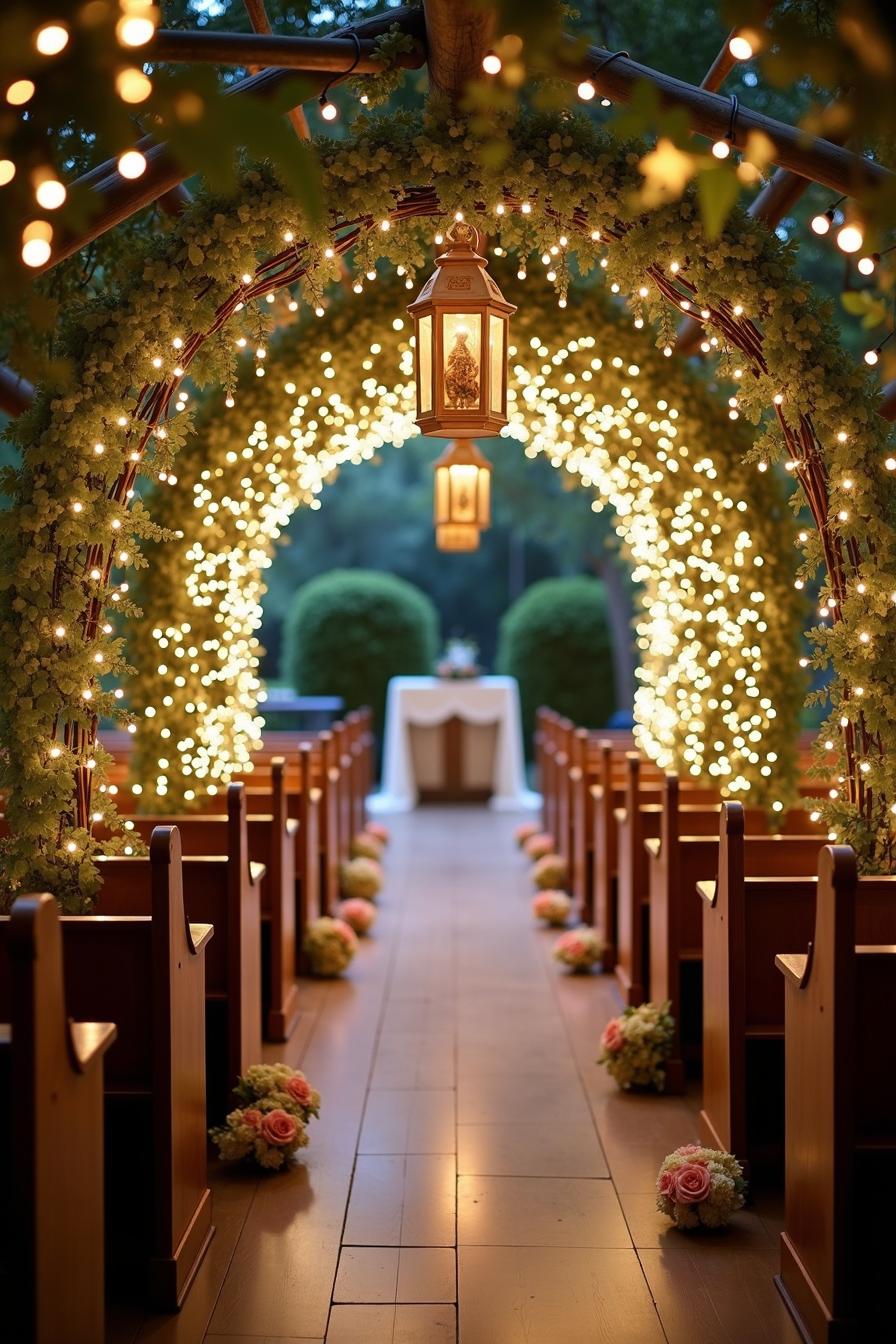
[118,805,800,1343]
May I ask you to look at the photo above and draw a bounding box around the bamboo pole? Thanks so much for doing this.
[550,34,892,199]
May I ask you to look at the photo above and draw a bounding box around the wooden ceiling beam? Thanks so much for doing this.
[0,365,34,416]
[150,29,423,73]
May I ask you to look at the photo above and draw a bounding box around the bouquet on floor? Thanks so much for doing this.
[304,915,358,976]
[210,1063,320,1171]
[365,820,390,846]
[523,830,555,860]
[339,897,378,936]
[533,852,568,889]
[350,830,384,862]
[552,925,604,972]
[340,855,383,902]
[514,820,542,849]
[656,1145,747,1230]
[598,1000,675,1090]
[532,889,573,927]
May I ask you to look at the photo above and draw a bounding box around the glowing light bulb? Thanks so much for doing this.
[712,139,731,159]
[21,220,52,267]
[0,160,15,186]
[811,211,833,236]
[34,175,66,209]
[865,347,880,366]
[482,52,502,75]
[118,150,147,179]
[35,23,69,55]
[7,79,35,106]
[837,223,863,254]
[728,32,755,61]
[319,95,338,122]
[116,67,152,102]
[117,15,155,47]
[857,254,877,276]
[577,80,595,101]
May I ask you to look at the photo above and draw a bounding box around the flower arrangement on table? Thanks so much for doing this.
[435,636,480,680]
[339,897,378,936]
[514,820,541,849]
[523,829,555,860]
[532,889,573,927]
[304,915,358,976]
[350,830,384,862]
[365,820,390,847]
[656,1145,747,1230]
[210,1063,320,1171]
[553,925,604,972]
[533,852,568,889]
[598,1001,675,1090]
[340,855,383,902]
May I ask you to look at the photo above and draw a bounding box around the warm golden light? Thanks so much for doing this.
[118,149,147,179]
[116,66,152,102]
[21,219,52,268]
[6,79,35,106]
[433,440,492,552]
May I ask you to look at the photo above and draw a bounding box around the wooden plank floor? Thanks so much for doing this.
[110,805,802,1344]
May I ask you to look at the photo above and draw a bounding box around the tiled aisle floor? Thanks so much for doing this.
[115,806,802,1344]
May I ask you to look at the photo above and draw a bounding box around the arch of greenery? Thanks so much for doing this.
[1,107,894,909]
[129,277,803,819]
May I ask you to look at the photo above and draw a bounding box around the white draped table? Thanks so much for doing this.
[369,675,540,813]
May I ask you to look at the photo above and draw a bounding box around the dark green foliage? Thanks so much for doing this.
[282,569,439,735]
[497,577,617,748]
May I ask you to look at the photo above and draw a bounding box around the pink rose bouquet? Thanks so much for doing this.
[523,831,555,860]
[656,1145,747,1229]
[533,852,568,890]
[532,889,573,927]
[598,1000,675,1090]
[304,916,358,976]
[552,925,605,972]
[350,830,384,862]
[340,855,383,902]
[365,821,390,846]
[211,1062,320,1170]
[514,820,542,849]
[339,896,378,936]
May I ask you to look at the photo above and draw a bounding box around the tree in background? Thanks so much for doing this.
[496,576,617,749]
[281,567,438,734]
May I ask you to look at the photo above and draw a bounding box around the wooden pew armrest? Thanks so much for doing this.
[249,861,267,885]
[644,838,661,859]
[70,1019,118,1069]
[697,880,716,906]
[775,951,808,986]
[188,921,214,954]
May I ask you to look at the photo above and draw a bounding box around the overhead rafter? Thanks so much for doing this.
[0,365,34,416]
[549,36,891,199]
[242,0,311,141]
[881,381,896,421]
[149,29,421,73]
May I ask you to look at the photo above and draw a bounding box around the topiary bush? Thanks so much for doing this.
[281,569,438,735]
[497,576,617,748]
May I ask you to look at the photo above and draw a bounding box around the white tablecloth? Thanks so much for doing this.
[370,675,539,813]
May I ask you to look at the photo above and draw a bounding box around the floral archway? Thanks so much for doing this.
[2,107,894,908]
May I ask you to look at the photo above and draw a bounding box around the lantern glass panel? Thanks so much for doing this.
[450,464,480,523]
[418,314,433,415]
[434,463,450,523]
[489,315,504,416]
[442,313,481,410]
[477,462,491,525]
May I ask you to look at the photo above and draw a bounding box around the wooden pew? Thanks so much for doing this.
[99,785,262,1121]
[698,802,820,1170]
[0,828,213,1310]
[647,775,823,1091]
[116,775,293,1041]
[775,846,896,1343]
[0,894,116,1343]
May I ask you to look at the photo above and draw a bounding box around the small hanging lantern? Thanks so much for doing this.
[408,220,516,438]
[433,440,492,552]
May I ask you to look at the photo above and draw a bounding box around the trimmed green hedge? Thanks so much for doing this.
[281,569,438,734]
[497,576,617,748]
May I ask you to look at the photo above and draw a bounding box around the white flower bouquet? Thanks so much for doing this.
[598,1000,675,1090]
[340,855,383,902]
[210,1063,320,1171]
[532,889,573,927]
[304,915,358,976]
[552,925,604,972]
[656,1145,747,1230]
[533,852,568,889]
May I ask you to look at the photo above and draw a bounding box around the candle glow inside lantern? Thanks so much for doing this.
[433,440,492,552]
[408,220,516,437]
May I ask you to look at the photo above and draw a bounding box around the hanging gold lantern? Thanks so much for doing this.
[433,440,492,552]
[408,220,516,438]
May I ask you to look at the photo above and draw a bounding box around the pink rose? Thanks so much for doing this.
[671,1162,712,1205]
[285,1075,313,1107]
[675,1144,702,1157]
[332,918,358,947]
[260,1108,299,1147]
[657,1170,674,1197]
[601,1019,624,1054]
[243,1108,262,1129]
[564,937,586,959]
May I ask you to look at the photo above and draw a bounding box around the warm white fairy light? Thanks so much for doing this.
[837,223,864,254]
[118,149,147,179]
